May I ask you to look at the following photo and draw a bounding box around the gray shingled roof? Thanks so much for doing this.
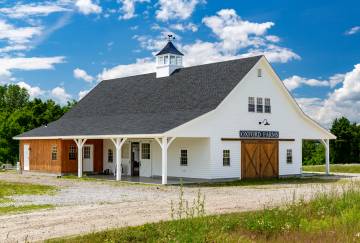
[15,55,261,138]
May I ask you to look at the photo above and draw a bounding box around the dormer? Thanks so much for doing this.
[155,35,184,78]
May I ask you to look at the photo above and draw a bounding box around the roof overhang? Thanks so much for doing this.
[13,134,165,140]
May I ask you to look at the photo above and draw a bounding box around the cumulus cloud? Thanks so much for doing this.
[17,81,45,99]
[345,26,360,35]
[0,20,42,45]
[51,86,72,104]
[156,0,204,21]
[118,0,149,19]
[295,64,360,127]
[78,89,90,100]
[0,3,70,19]
[170,23,198,32]
[73,68,94,82]
[75,0,102,15]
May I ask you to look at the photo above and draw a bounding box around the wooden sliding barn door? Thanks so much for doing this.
[241,140,279,179]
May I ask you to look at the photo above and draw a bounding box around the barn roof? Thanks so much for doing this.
[15,55,261,138]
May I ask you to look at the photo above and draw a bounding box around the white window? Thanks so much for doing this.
[108,149,113,163]
[69,144,76,160]
[170,55,176,65]
[176,56,182,65]
[256,97,263,113]
[180,149,188,166]
[158,56,163,65]
[83,146,90,159]
[248,97,255,112]
[265,98,271,113]
[257,68,262,77]
[164,56,169,64]
[141,143,150,159]
[51,145,57,160]
[223,150,230,166]
[286,149,293,164]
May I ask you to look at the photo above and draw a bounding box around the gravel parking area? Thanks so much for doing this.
[0,172,358,242]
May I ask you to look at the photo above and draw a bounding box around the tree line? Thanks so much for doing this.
[303,117,360,165]
[0,84,75,164]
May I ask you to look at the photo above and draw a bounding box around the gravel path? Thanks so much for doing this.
[0,172,358,242]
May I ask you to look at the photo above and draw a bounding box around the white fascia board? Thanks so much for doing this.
[13,133,164,140]
[260,56,336,140]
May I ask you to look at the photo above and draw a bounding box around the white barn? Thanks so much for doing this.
[15,40,335,184]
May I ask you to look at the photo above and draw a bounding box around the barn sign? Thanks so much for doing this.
[239,130,279,139]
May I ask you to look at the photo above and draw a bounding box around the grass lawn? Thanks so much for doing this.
[49,183,360,243]
[0,180,57,214]
[193,177,339,187]
[303,164,360,173]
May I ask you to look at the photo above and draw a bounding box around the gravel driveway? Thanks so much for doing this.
[0,172,358,242]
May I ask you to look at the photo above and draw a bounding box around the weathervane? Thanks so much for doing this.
[167,34,175,41]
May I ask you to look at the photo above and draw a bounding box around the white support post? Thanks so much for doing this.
[155,137,176,185]
[161,137,168,185]
[111,137,127,181]
[325,139,330,175]
[74,138,87,178]
[321,139,330,175]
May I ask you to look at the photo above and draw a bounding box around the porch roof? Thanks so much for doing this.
[15,56,261,139]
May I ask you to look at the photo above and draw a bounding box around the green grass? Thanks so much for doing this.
[0,180,57,214]
[192,177,339,187]
[0,204,54,215]
[303,164,360,173]
[48,183,360,243]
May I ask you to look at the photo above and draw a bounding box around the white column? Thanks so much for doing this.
[161,137,168,185]
[111,138,127,181]
[74,138,87,178]
[325,139,330,175]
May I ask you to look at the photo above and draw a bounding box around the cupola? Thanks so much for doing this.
[155,35,184,78]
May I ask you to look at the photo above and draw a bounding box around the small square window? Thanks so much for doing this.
[69,144,76,160]
[141,143,150,159]
[286,149,293,164]
[180,149,188,166]
[256,97,263,113]
[265,98,271,113]
[223,150,230,166]
[108,149,113,163]
[257,68,262,77]
[51,145,57,160]
[248,97,255,112]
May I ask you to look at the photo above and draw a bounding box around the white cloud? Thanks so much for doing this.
[98,58,154,80]
[265,35,280,43]
[73,68,94,82]
[156,0,204,21]
[51,86,72,104]
[345,26,360,35]
[118,0,149,20]
[17,81,45,99]
[0,3,70,19]
[0,20,42,44]
[75,0,102,15]
[295,64,360,127]
[283,72,345,91]
[170,23,198,32]
[203,9,274,53]
[78,89,90,100]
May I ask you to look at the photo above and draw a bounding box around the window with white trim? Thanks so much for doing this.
[83,146,90,159]
[256,97,263,113]
[223,150,230,166]
[180,149,188,166]
[141,143,150,159]
[176,56,182,65]
[164,56,169,64]
[265,98,271,113]
[248,97,255,112]
[51,145,57,160]
[257,68,262,77]
[286,149,293,164]
[69,144,76,160]
[158,56,163,65]
[170,55,176,65]
[108,149,113,163]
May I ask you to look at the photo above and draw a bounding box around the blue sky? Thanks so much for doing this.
[0,0,359,126]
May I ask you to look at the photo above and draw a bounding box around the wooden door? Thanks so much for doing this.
[241,140,278,179]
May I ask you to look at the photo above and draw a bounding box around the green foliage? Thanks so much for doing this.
[48,183,360,243]
[303,164,360,173]
[302,141,325,165]
[0,84,76,164]
[0,204,54,215]
[0,180,57,200]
